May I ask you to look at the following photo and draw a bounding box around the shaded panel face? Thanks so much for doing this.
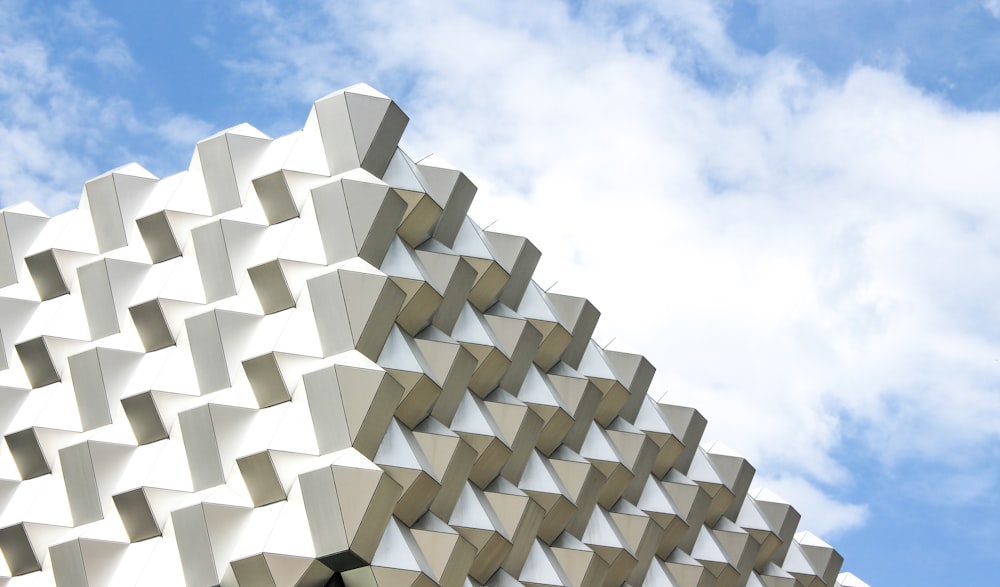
[230,554,276,587]
[253,171,298,225]
[242,353,291,408]
[14,337,59,388]
[24,250,68,300]
[237,452,286,507]
[5,428,49,479]
[0,524,40,575]
[113,489,160,542]
[136,212,181,263]
[129,300,174,352]
[248,261,294,315]
[121,392,168,445]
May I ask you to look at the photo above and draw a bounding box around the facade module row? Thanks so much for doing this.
[0,84,868,587]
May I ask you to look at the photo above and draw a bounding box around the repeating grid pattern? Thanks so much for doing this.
[0,84,866,587]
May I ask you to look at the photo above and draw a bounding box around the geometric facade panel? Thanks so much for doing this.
[0,84,864,586]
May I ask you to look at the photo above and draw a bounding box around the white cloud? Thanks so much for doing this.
[984,0,1000,19]
[0,18,94,210]
[753,475,869,538]
[224,0,1000,530]
[0,1,214,211]
[57,0,136,71]
[1,0,995,548]
[155,114,217,148]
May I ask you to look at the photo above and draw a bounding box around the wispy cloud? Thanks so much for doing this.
[154,113,217,148]
[984,0,1000,19]
[0,0,214,211]
[222,0,1000,537]
[754,474,869,538]
[56,0,137,71]
[729,0,1000,109]
[3,0,998,558]
[0,5,97,210]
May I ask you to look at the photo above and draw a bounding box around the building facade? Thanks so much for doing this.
[0,85,867,587]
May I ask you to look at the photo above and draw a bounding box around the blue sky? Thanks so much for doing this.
[3,0,1000,584]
